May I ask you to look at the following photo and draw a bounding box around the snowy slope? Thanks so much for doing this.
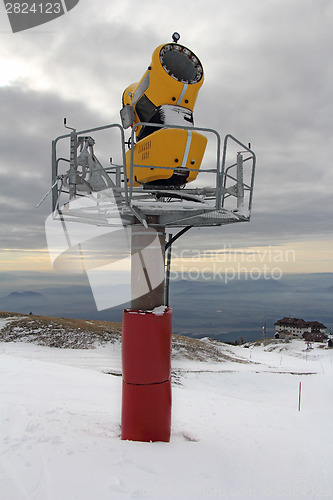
[1,317,333,500]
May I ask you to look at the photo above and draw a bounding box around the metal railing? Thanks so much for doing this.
[50,122,256,222]
[221,134,256,212]
[51,123,127,211]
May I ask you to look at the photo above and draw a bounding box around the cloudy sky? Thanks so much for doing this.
[0,0,332,276]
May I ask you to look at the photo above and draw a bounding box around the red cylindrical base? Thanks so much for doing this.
[121,380,171,442]
[121,308,172,442]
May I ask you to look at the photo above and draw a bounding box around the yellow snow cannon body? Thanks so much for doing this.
[121,39,207,188]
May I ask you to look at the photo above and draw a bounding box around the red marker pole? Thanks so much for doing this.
[298,382,302,412]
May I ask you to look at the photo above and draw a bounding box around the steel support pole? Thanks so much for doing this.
[121,222,172,442]
[130,223,165,310]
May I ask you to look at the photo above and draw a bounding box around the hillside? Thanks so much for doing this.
[0,311,122,349]
[0,311,246,364]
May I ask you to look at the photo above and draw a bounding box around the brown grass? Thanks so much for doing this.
[0,311,246,363]
[0,311,122,349]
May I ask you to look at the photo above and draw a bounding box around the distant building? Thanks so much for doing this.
[274,317,327,342]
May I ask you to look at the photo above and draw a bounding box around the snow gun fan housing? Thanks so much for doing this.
[121,41,207,188]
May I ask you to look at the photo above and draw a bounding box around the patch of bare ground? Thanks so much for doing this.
[0,311,26,318]
[0,311,122,349]
[172,335,248,363]
[0,311,247,363]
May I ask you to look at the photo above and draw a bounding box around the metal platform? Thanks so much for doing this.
[49,122,256,229]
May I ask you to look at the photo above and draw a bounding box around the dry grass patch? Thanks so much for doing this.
[0,312,122,349]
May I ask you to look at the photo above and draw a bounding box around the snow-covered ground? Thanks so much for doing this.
[1,320,333,499]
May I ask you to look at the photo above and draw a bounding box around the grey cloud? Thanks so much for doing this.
[0,86,105,249]
[1,0,332,256]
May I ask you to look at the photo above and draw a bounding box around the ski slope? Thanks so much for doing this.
[1,324,333,500]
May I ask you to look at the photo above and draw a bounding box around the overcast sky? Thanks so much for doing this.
[0,0,332,274]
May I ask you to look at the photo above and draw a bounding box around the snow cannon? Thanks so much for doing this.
[120,33,207,188]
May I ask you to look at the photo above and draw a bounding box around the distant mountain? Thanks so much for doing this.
[5,291,45,299]
[0,272,332,342]
[0,291,47,314]
[168,275,333,341]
